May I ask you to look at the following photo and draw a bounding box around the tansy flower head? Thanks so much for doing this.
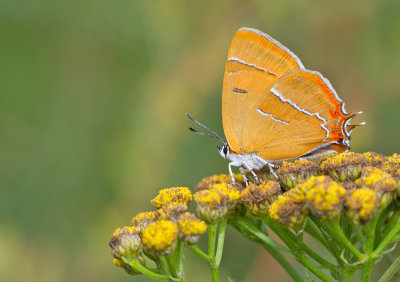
[240,180,281,216]
[268,187,307,231]
[277,160,321,190]
[320,152,368,182]
[380,154,400,180]
[363,152,387,167]
[304,176,346,220]
[177,212,207,245]
[157,203,188,221]
[356,167,397,193]
[151,187,192,209]
[356,166,398,206]
[194,189,227,223]
[109,226,142,260]
[345,188,379,224]
[196,174,244,191]
[212,183,241,206]
[142,220,179,256]
[130,211,159,232]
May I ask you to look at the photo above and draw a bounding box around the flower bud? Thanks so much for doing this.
[304,176,346,220]
[142,220,179,256]
[177,212,207,245]
[277,160,321,190]
[320,152,368,182]
[240,180,281,216]
[157,203,188,222]
[345,188,379,224]
[356,166,398,206]
[151,187,192,209]
[196,174,244,191]
[109,226,142,260]
[268,187,307,231]
[130,211,159,232]
[194,189,227,224]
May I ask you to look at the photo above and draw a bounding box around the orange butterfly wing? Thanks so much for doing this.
[222,28,304,154]
[222,28,357,161]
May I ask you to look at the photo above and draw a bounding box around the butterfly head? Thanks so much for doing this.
[217,143,230,159]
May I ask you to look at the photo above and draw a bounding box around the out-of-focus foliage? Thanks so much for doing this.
[0,0,399,281]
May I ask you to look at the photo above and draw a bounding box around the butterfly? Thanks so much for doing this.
[187,27,364,185]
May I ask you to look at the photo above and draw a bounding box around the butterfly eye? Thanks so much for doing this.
[223,145,228,155]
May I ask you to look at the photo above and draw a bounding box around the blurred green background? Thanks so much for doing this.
[1,0,399,281]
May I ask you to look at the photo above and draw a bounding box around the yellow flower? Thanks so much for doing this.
[362,152,386,167]
[142,220,179,255]
[304,176,346,220]
[109,226,142,260]
[151,187,192,208]
[196,174,244,191]
[356,167,397,193]
[178,212,207,245]
[240,180,281,216]
[277,160,321,190]
[345,188,378,224]
[320,152,368,182]
[130,211,159,232]
[157,203,188,221]
[268,187,307,231]
[194,189,225,223]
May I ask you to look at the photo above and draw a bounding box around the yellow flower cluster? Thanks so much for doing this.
[194,181,240,223]
[320,152,368,182]
[110,186,207,268]
[345,188,378,224]
[356,167,397,192]
[304,176,346,220]
[240,180,281,216]
[142,220,179,254]
[268,187,307,230]
[151,187,192,208]
[196,173,244,191]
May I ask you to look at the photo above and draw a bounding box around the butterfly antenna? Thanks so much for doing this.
[186,113,225,144]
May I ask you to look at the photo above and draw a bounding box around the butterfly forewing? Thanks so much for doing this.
[222,28,304,154]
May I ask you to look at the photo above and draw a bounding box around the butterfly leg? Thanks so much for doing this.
[239,167,249,186]
[242,163,258,182]
[255,157,279,179]
[228,161,241,184]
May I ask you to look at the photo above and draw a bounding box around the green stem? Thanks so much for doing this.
[361,208,382,282]
[375,203,393,248]
[159,255,177,279]
[175,240,184,279]
[378,255,400,282]
[215,217,227,266]
[324,220,364,261]
[309,215,341,261]
[207,223,218,282]
[190,245,209,262]
[269,219,337,274]
[304,218,336,255]
[263,217,335,281]
[230,217,303,282]
[208,224,217,258]
[350,221,366,252]
[125,258,170,280]
[374,210,400,255]
[381,209,400,241]
[234,217,294,258]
